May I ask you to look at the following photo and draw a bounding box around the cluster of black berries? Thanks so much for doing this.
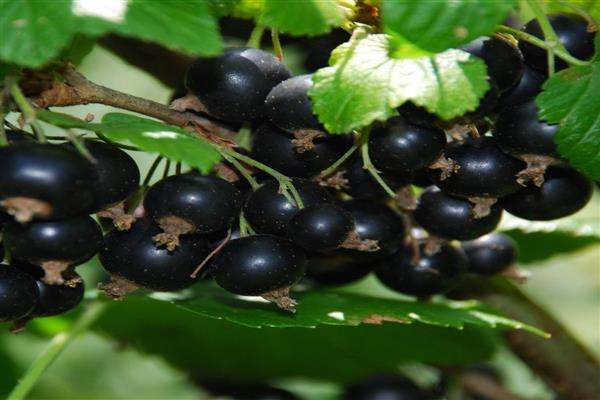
[0,13,596,322]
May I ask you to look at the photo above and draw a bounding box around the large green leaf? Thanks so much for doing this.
[309,34,489,133]
[381,0,517,53]
[93,294,499,383]
[536,37,600,180]
[260,0,348,36]
[36,111,221,173]
[0,0,77,67]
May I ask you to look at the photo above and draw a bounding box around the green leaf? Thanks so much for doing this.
[36,111,222,173]
[381,0,517,52]
[94,294,500,383]
[536,37,600,180]
[260,0,347,36]
[0,0,77,67]
[309,34,489,133]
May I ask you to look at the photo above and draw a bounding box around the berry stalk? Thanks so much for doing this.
[10,82,46,143]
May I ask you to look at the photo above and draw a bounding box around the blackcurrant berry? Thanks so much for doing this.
[185,48,291,123]
[493,99,559,157]
[376,242,467,297]
[343,155,413,201]
[0,142,96,222]
[144,173,242,249]
[519,14,596,73]
[99,219,210,293]
[496,64,545,110]
[339,200,405,255]
[464,81,501,120]
[305,251,373,286]
[462,36,524,93]
[343,375,430,400]
[502,166,593,220]
[0,264,39,321]
[265,74,322,134]
[64,140,139,212]
[287,203,354,252]
[429,137,525,199]
[252,123,351,178]
[413,187,503,241]
[211,234,306,296]
[461,233,517,276]
[244,179,332,235]
[4,216,103,284]
[369,117,447,172]
[398,102,444,128]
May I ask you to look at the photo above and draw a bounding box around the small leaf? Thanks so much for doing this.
[260,0,347,36]
[36,111,222,173]
[309,34,489,133]
[0,0,77,67]
[381,0,517,52]
[536,37,600,180]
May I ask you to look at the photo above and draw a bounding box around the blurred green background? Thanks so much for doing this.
[1,42,599,399]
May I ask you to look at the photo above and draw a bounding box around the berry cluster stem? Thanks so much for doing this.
[10,82,46,143]
[0,110,8,146]
[7,301,108,400]
[360,128,397,198]
[271,29,284,60]
[318,138,360,178]
[247,24,266,48]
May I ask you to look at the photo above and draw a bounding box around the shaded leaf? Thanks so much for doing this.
[260,0,347,36]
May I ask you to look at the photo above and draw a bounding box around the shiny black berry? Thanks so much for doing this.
[0,142,96,222]
[493,99,560,157]
[4,216,103,280]
[369,117,446,172]
[376,243,467,297]
[398,102,444,128]
[462,36,524,93]
[65,140,139,211]
[464,81,501,119]
[244,179,332,235]
[287,204,354,252]
[496,64,545,110]
[211,234,306,296]
[461,233,517,276]
[99,219,210,292]
[305,251,373,286]
[339,200,405,255]
[0,264,39,321]
[343,155,413,201]
[414,187,503,241]
[429,137,525,199]
[144,173,242,233]
[502,166,593,220]
[252,123,350,178]
[265,74,322,134]
[519,14,596,73]
[185,48,291,123]
[343,375,430,400]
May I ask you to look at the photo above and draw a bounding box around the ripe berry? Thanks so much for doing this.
[265,74,322,134]
[343,155,413,201]
[413,187,503,241]
[252,123,351,178]
[287,203,354,252]
[496,64,545,110]
[502,166,593,220]
[4,216,103,284]
[211,234,306,296]
[0,264,39,322]
[339,200,405,255]
[462,36,524,93]
[369,117,446,172]
[519,14,596,73]
[398,102,444,128]
[0,142,96,222]
[429,137,525,199]
[375,243,467,297]
[343,375,430,400]
[144,173,242,249]
[461,233,518,276]
[305,251,373,286]
[244,179,332,235]
[99,219,210,293]
[64,140,139,212]
[185,48,291,123]
[464,81,501,119]
[493,99,559,157]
